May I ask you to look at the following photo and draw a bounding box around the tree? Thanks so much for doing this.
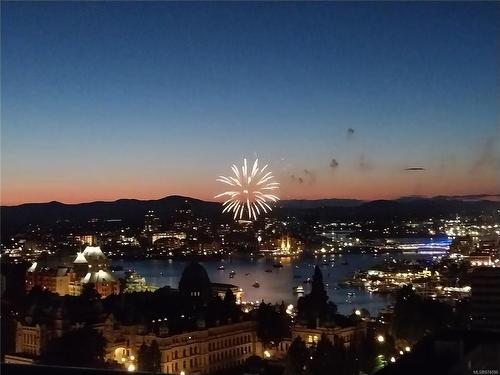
[138,342,151,372]
[284,337,308,375]
[256,302,290,345]
[150,340,161,372]
[297,266,332,327]
[81,283,101,301]
[223,289,236,305]
[392,285,453,344]
[391,285,424,342]
[307,334,336,375]
[40,326,107,368]
[138,340,161,372]
[310,266,328,305]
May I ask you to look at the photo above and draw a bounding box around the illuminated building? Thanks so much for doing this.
[260,234,303,256]
[123,271,159,293]
[78,234,97,246]
[144,210,161,233]
[479,235,500,257]
[25,263,71,296]
[471,267,500,332]
[25,246,120,298]
[132,321,259,374]
[9,314,260,374]
[291,322,367,348]
[152,231,187,243]
[469,252,494,267]
[210,283,244,302]
[280,235,292,253]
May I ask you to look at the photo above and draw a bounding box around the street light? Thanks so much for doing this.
[390,357,396,363]
[127,364,136,372]
[405,346,411,352]
[377,335,385,343]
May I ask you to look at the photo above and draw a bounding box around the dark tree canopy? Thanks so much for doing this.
[255,302,290,345]
[392,285,453,343]
[40,326,107,368]
[284,337,308,375]
[297,266,335,327]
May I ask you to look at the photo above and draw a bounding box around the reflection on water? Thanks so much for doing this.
[112,253,432,315]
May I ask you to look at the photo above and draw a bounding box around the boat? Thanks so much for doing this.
[273,263,284,268]
[303,277,312,284]
[265,269,272,273]
[229,270,236,278]
[218,265,225,270]
[293,285,305,295]
[252,282,260,288]
[341,261,349,266]
[244,273,250,276]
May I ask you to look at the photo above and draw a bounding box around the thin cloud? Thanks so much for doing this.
[290,169,316,185]
[290,174,304,184]
[347,128,355,139]
[358,155,374,171]
[329,158,339,169]
[404,167,426,171]
[471,137,500,174]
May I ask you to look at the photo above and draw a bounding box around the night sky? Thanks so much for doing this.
[1,2,499,205]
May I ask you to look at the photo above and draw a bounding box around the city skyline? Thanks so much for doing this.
[2,2,499,205]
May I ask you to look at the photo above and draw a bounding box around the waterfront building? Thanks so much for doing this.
[11,262,262,374]
[470,267,500,333]
[260,234,303,256]
[25,246,120,298]
[25,263,71,296]
[152,231,187,243]
[123,271,159,293]
[469,252,494,267]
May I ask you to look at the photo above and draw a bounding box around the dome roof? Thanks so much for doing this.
[82,246,106,260]
[82,270,116,284]
[73,252,88,264]
[27,262,38,273]
[178,262,210,294]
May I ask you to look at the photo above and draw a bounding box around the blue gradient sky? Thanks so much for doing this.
[2,2,499,205]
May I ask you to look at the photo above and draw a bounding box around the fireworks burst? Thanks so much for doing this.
[215,158,280,220]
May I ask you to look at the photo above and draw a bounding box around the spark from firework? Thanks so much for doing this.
[215,158,280,220]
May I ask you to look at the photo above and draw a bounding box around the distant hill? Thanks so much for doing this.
[0,195,221,234]
[1,195,499,235]
[280,199,364,209]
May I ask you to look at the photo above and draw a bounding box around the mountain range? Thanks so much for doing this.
[1,194,499,235]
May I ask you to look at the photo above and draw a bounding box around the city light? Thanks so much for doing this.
[127,364,135,372]
[405,346,411,352]
[377,335,385,343]
[264,350,271,358]
[355,309,361,316]
[390,357,396,363]
[215,158,279,220]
